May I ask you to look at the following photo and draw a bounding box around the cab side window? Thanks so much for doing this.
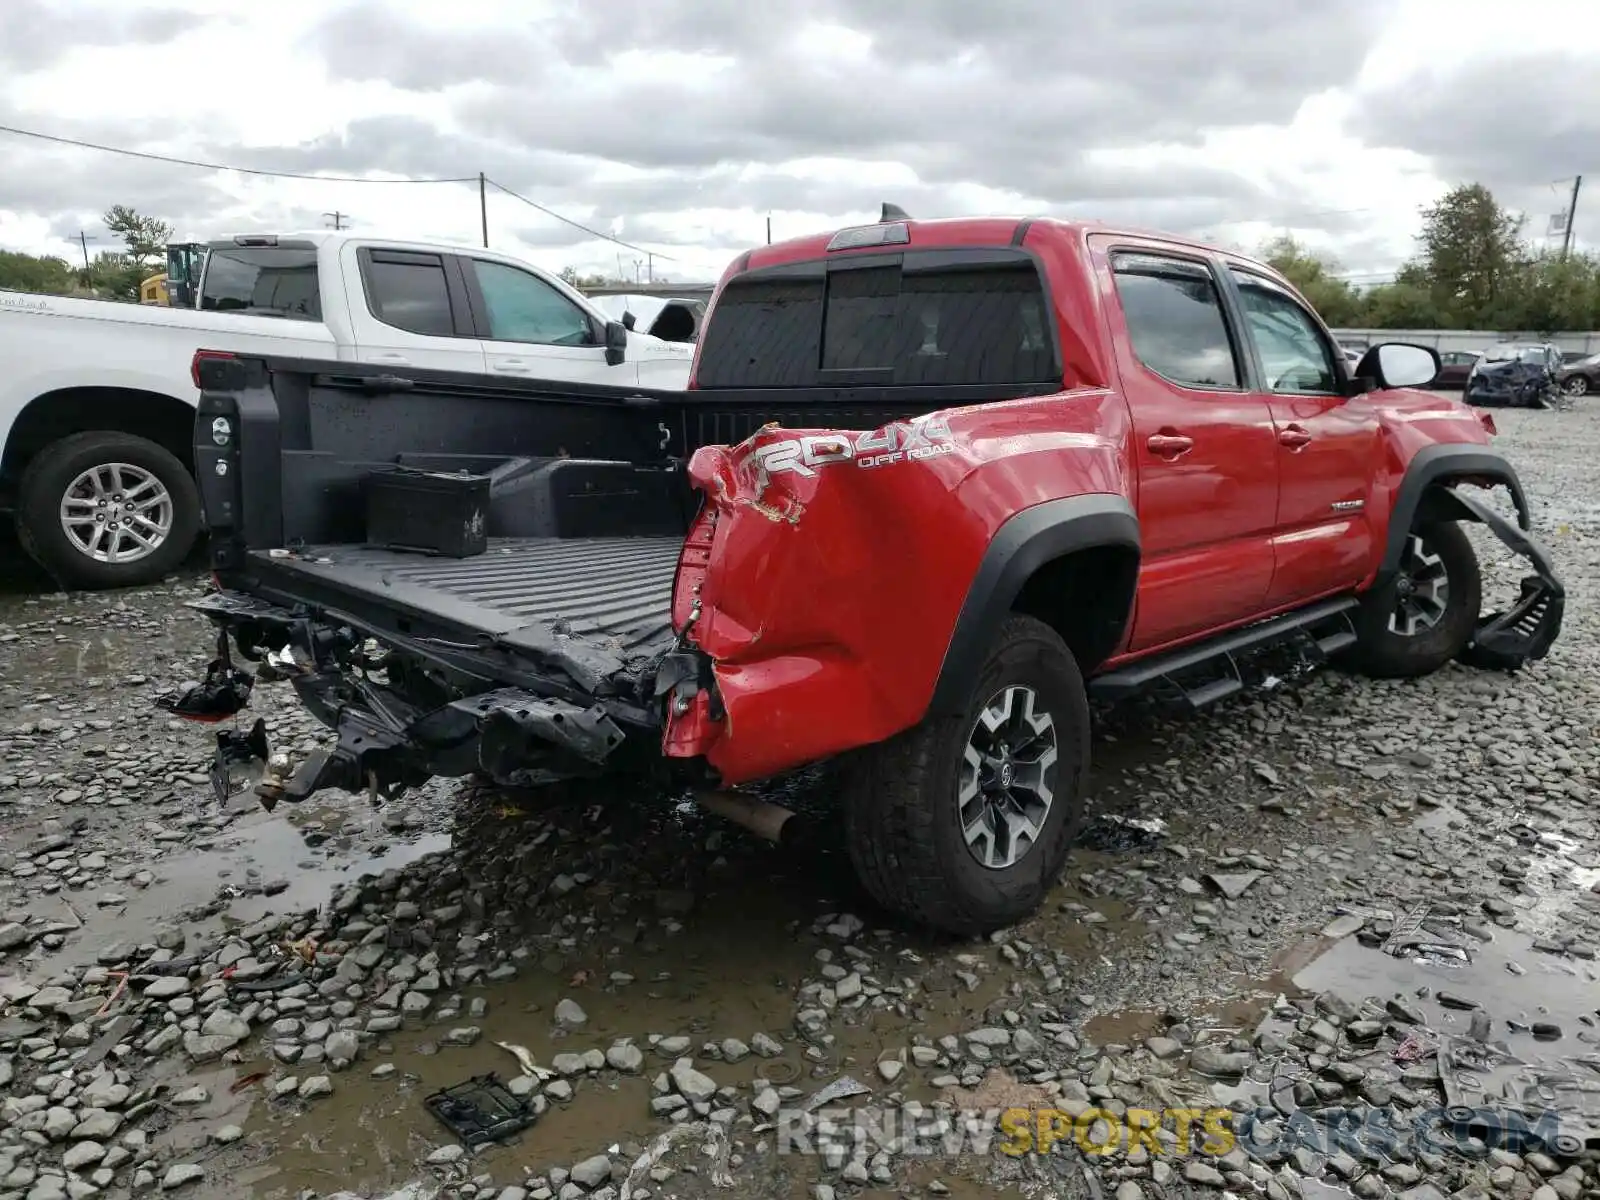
[470,260,595,346]
[1231,271,1339,395]
[1110,253,1241,389]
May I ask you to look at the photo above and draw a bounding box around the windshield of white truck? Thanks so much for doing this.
[200,247,321,321]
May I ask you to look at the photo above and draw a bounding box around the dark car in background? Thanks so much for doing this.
[1432,350,1482,390]
[1466,343,1563,408]
[1557,352,1600,397]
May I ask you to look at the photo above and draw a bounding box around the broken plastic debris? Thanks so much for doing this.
[423,1073,535,1148]
[494,1041,555,1081]
[805,1075,872,1111]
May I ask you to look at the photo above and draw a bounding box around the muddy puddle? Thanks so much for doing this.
[21,806,450,970]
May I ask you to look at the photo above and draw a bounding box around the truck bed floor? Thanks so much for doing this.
[245,536,684,657]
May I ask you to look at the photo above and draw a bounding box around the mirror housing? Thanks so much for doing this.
[1354,342,1439,391]
[621,311,636,332]
[603,319,628,366]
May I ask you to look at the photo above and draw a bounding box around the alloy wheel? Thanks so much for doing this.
[1387,534,1451,637]
[59,462,174,565]
[958,685,1058,870]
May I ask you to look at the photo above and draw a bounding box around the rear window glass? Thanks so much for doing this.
[1111,254,1240,389]
[365,255,455,337]
[200,247,321,320]
[695,258,1057,389]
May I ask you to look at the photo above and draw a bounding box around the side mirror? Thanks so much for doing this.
[604,319,628,366]
[1356,342,1438,390]
[621,311,637,332]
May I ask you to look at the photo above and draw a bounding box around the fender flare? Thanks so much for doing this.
[1380,444,1529,587]
[926,494,1140,718]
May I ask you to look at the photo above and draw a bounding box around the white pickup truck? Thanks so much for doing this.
[0,231,698,590]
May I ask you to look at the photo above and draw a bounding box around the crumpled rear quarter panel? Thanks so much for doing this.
[666,393,1130,784]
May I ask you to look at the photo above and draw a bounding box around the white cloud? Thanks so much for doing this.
[2,0,1597,286]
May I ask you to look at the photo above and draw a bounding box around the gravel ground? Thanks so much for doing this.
[1,404,1597,1200]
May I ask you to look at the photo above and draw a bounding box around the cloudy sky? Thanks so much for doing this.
[1,0,1594,286]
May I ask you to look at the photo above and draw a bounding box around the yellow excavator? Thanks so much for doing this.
[137,243,207,306]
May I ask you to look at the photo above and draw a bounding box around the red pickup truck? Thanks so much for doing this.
[175,213,1563,936]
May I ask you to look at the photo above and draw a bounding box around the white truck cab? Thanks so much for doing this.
[0,231,698,589]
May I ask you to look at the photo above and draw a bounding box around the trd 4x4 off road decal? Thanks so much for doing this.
[746,414,958,480]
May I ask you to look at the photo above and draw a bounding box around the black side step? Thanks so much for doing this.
[1089,596,1360,708]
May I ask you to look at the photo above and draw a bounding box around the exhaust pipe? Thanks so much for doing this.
[695,790,802,845]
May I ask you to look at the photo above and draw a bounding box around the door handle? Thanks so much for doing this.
[1278,425,1313,449]
[491,361,531,374]
[1146,433,1193,459]
[372,353,410,365]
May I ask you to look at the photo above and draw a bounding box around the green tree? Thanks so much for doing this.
[1358,281,1446,329]
[103,204,174,271]
[1499,251,1600,333]
[80,252,147,302]
[0,250,78,295]
[1259,234,1363,325]
[1410,183,1526,325]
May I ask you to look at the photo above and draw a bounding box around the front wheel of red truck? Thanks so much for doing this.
[1346,520,1481,679]
[843,615,1090,937]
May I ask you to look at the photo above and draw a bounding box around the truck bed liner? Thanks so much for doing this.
[245,536,683,657]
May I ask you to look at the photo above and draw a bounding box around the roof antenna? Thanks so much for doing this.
[881,203,911,222]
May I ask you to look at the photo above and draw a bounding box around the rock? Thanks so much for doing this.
[570,1155,612,1188]
[669,1059,717,1102]
[182,1034,239,1063]
[45,1106,78,1140]
[1321,914,1365,939]
[751,1033,784,1057]
[80,1078,129,1109]
[878,1059,904,1083]
[199,1009,251,1042]
[62,1142,106,1172]
[161,1164,205,1190]
[1206,871,1263,900]
[1184,1162,1225,1187]
[142,977,190,999]
[1145,1036,1184,1060]
[213,1125,244,1144]
[606,1042,644,1073]
[427,1145,466,1165]
[1189,1045,1252,1076]
[69,1110,120,1140]
[554,999,588,1028]
[719,1038,750,1063]
[299,1075,334,1099]
[325,1030,361,1067]
[965,1028,1011,1047]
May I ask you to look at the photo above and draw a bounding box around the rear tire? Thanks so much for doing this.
[1346,521,1480,679]
[15,431,200,591]
[1565,376,1590,397]
[842,615,1089,937]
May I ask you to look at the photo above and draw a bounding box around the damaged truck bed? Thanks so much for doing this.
[174,213,1564,937]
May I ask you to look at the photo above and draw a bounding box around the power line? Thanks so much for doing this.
[485,177,676,261]
[0,121,475,184]
[0,122,684,261]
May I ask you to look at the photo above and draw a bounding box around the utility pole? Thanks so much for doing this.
[646,252,654,284]
[766,214,772,245]
[322,211,349,230]
[76,231,96,270]
[479,173,489,248]
[1562,175,1583,259]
